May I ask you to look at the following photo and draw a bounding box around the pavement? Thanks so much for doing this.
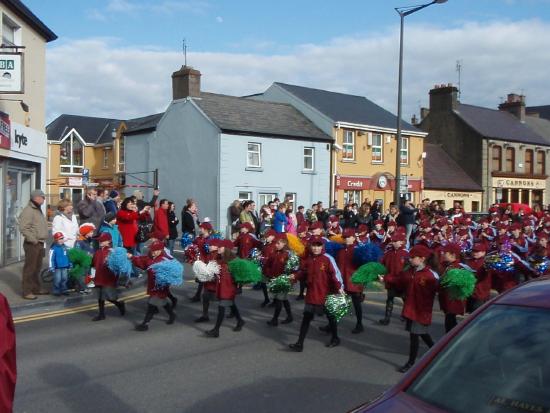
[13,281,448,413]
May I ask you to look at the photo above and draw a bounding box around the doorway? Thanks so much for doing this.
[5,167,35,264]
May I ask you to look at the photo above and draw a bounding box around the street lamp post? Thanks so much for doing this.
[394,0,448,206]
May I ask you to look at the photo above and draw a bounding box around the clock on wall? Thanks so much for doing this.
[378,175,388,189]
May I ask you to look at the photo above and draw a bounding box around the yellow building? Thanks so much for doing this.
[254,82,427,211]
[46,115,126,206]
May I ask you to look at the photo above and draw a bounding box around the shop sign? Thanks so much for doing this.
[0,112,10,149]
[9,122,47,158]
[336,175,371,190]
[494,178,545,189]
[68,177,83,186]
[446,192,473,198]
[0,53,23,93]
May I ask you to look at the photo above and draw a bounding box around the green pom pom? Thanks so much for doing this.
[68,248,92,279]
[441,268,476,300]
[351,262,387,286]
[284,252,300,274]
[228,258,263,284]
[268,275,293,294]
[325,293,351,322]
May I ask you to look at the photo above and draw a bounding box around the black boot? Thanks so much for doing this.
[190,282,203,302]
[281,300,293,324]
[206,306,225,338]
[232,305,245,331]
[351,293,363,333]
[398,333,419,373]
[267,299,282,326]
[136,304,157,331]
[261,283,270,307]
[92,299,106,321]
[164,303,176,325]
[444,314,457,333]
[378,298,394,325]
[421,334,435,348]
[289,311,313,352]
[111,300,126,316]
[296,280,306,300]
[168,291,178,309]
[326,314,340,348]
[195,294,210,322]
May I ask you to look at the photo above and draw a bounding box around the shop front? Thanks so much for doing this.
[0,116,47,266]
[422,189,483,212]
[491,177,546,207]
[335,174,422,210]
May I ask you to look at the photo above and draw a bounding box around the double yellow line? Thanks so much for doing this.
[14,291,148,324]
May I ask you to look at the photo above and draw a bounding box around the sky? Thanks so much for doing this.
[23,0,550,123]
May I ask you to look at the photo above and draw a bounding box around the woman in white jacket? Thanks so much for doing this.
[51,198,79,248]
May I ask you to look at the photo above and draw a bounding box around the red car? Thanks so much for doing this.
[352,277,550,413]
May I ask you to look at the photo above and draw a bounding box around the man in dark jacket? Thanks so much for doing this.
[181,199,200,237]
[399,199,418,248]
[77,188,105,230]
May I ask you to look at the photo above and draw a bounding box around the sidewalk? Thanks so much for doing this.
[0,259,146,317]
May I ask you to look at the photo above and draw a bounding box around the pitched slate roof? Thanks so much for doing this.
[46,114,123,145]
[525,116,550,145]
[124,93,332,141]
[273,82,421,133]
[454,104,547,145]
[424,143,482,191]
[526,105,550,121]
[4,0,57,42]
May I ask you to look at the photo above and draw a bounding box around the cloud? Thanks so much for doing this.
[216,16,223,23]
[46,19,550,124]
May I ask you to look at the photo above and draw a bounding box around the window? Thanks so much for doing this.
[60,188,83,206]
[492,145,502,172]
[343,190,361,205]
[536,150,545,175]
[303,147,314,171]
[471,201,480,212]
[103,149,109,169]
[505,147,515,172]
[118,136,125,172]
[400,137,409,165]
[525,149,534,174]
[2,15,19,47]
[60,132,84,174]
[259,193,277,206]
[247,143,261,168]
[343,130,355,160]
[284,192,296,210]
[238,191,252,202]
[372,133,383,163]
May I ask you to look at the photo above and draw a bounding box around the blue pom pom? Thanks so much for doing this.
[353,243,383,266]
[325,241,344,258]
[151,258,184,287]
[180,232,194,249]
[107,247,133,276]
[210,232,223,240]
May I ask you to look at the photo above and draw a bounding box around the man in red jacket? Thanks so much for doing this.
[153,199,170,242]
[398,245,439,373]
[289,236,343,352]
[0,293,16,413]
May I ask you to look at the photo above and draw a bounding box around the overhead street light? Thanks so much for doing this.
[394,0,448,206]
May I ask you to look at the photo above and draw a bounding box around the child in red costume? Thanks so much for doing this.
[438,243,467,333]
[465,242,490,313]
[397,245,438,373]
[264,234,293,326]
[91,232,126,321]
[379,232,409,325]
[259,229,277,307]
[190,221,213,302]
[234,222,260,259]
[289,236,343,352]
[194,243,220,323]
[132,241,177,331]
[337,228,365,334]
[205,239,245,337]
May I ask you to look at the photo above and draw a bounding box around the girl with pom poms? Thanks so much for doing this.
[91,232,126,321]
[206,239,245,337]
[132,241,177,331]
[258,229,277,308]
[194,242,220,323]
[438,243,467,333]
[190,221,214,302]
[263,234,293,326]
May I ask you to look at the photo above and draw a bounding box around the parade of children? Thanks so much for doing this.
[45,191,550,373]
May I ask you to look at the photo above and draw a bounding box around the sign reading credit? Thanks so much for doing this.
[0,53,23,93]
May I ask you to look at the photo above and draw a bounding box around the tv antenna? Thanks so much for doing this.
[456,60,462,100]
[182,39,188,66]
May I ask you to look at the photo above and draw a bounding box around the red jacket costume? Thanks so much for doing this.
[438,260,466,315]
[203,252,220,293]
[263,249,289,279]
[294,253,341,305]
[401,265,439,325]
[370,229,386,244]
[381,246,409,292]
[234,233,259,259]
[92,247,117,288]
[261,242,277,263]
[194,235,210,263]
[336,244,363,294]
[466,257,491,301]
[0,293,16,413]
[153,207,169,240]
[217,257,237,301]
[132,254,171,299]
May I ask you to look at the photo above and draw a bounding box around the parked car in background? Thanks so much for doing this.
[351,277,550,413]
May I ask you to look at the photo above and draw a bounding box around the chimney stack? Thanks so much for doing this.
[172,66,201,100]
[498,93,526,122]
[420,107,430,121]
[429,84,458,112]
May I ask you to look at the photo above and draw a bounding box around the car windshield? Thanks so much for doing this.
[406,305,550,413]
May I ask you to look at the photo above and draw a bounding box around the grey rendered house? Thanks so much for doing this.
[123,67,332,236]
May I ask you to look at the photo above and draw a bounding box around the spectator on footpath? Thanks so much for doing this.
[133,188,159,212]
[51,198,79,248]
[399,199,418,248]
[103,190,121,215]
[117,197,144,254]
[77,188,105,230]
[18,189,49,300]
[228,200,242,238]
[167,202,179,255]
[153,198,170,242]
[0,292,16,413]
[181,198,200,237]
